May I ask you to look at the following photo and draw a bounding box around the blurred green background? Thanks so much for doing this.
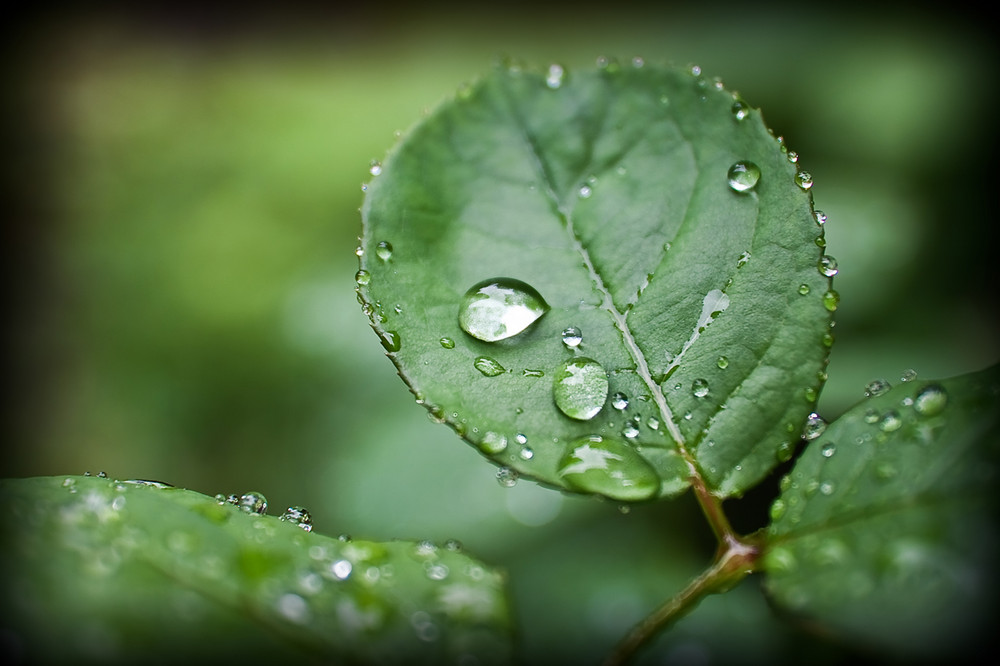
[4,4,998,663]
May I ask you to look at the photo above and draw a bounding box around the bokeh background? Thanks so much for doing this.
[5,4,998,664]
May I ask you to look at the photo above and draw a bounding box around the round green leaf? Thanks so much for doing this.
[0,476,512,664]
[358,62,832,500]
[762,365,1000,656]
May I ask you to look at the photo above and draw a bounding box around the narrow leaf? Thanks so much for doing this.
[0,476,512,664]
[358,62,832,499]
[762,365,1000,656]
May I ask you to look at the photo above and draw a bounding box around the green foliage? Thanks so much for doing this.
[0,476,512,664]
[357,63,832,501]
[4,43,997,664]
[764,365,999,656]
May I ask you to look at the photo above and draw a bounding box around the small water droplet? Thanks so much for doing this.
[280,506,313,532]
[727,161,760,193]
[731,99,749,121]
[820,442,836,458]
[496,467,519,487]
[331,559,353,580]
[375,240,393,261]
[803,413,828,440]
[815,235,826,248]
[879,410,903,432]
[795,171,813,190]
[458,278,549,342]
[913,383,948,416]
[557,435,659,501]
[819,482,835,496]
[425,563,449,580]
[818,256,839,277]
[622,422,639,439]
[553,357,609,421]
[439,337,455,349]
[611,392,629,411]
[776,440,795,462]
[798,284,811,296]
[804,387,818,403]
[519,446,534,460]
[900,368,918,382]
[478,431,508,454]
[813,210,827,225]
[355,270,371,286]
[561,326,583,348]
[238,491,268,515]
[863,409,880,424]
[545,63,565,89]
[736,251,751,268]
[579,184,593,198]
[97,471,108,478]
[822,332,835,348]
[716,355,729,369]
[369,160,382,176]
[864,379,892,398]
[522,368,544,377]
[354,246,364,257]
[822,289,840,312]
[770,499,786,521]
[691,378,710,398]
[646,416,660,430]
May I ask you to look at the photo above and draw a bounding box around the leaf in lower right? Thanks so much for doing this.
[761,364,1000,658]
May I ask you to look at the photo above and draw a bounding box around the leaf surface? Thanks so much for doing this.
[762,365,1000,656]
[358,62,833,499]
[0,476,512,664]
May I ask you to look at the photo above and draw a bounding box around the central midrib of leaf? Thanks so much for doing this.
[498,80,703,483]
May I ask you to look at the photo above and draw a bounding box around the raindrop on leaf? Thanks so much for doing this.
[458,278,549,342]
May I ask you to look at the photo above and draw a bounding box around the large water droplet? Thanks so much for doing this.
[238,492,268,515]
[864,379,892,398]
[727,161,760,192]
[375,241,393,261]
[913,383,948,416]
[379,330,401,352]
[458,278,549,342]
[561,326,583,348]
[496,467,519,487]
[822,289,840,312]
[557,435,659,501]
[280,506,313,532]
[553,357,609,420]
[478,431,508,454]
[545,63,565,89]
[818,255,839,277]
[474,356,506,377]
[879,410,903,432]
[691,378,710,398]
[802,412,827,440]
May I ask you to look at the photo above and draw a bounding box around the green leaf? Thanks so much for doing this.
[358,62,832,500]
[762,365,1000,656]
[0,475,512,664]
